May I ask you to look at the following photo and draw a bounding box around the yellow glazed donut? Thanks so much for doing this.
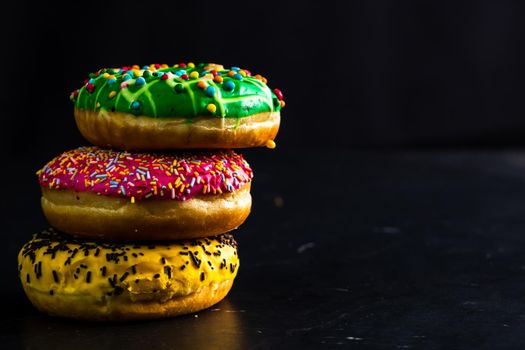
[71,63,285,150]
[18,229,239,321]
[37,147,253,241]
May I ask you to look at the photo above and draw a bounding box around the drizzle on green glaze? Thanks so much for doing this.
[71,63,284,119]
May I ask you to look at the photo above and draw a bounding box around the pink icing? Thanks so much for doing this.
[38,147,253,201]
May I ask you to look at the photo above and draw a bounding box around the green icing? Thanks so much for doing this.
[72,63,283,119]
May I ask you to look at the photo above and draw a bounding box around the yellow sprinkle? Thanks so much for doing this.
[188,62,195,68]
[133,70,142,77]
[280,100,286,108]
[189,71,199,79]
[266,140,276,149]
[239,70,247,77]
[207,104,217,113]
[109,91,117,99]
[131,196,135,204]
[103,72,110,78]
[96,102,101,108]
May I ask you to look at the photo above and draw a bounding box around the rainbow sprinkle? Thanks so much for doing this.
[37,147,253,202]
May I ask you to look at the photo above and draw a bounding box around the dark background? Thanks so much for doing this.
[3,1,525,348]
[2,0,525,156]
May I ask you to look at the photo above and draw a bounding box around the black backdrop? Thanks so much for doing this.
[2,0,525,159]
[3,2,525,343]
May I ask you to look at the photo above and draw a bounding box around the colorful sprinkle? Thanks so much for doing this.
[224,81,235,91]
[207,103,217,113]
[37,147,253,202]
[205,86,216,97]
[86,83,95,93]
[273,88,284,100]
[197,81,207,89]
[265,140,276,149]
[135,77,146,86]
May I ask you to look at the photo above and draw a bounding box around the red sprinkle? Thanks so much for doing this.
[179,63,187,68]
[161,74,169,80]
[180,74,189,80]
[86,83,96,93]
[273,88,283,100]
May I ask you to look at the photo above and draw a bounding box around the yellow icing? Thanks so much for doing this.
[18,229,239,303]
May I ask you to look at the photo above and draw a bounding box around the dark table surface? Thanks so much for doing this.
[3,149,525,349]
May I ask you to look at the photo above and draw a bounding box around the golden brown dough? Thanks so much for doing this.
[41,184,251,241]
[75,108,280,150]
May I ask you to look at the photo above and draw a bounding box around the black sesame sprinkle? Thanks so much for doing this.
[131,265,137,274]
[164,266,172,279]
[153,273,160,279]
[52,270,59,283]
[200,272,205,281]
[119,272,129,282]
[49,290,54,295]
[189,251,201,268]
[86,271,92,283]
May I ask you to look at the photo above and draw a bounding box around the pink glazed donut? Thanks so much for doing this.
[37,147,253,240]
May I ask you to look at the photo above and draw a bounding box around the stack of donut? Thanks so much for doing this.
[18,63,284,320]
